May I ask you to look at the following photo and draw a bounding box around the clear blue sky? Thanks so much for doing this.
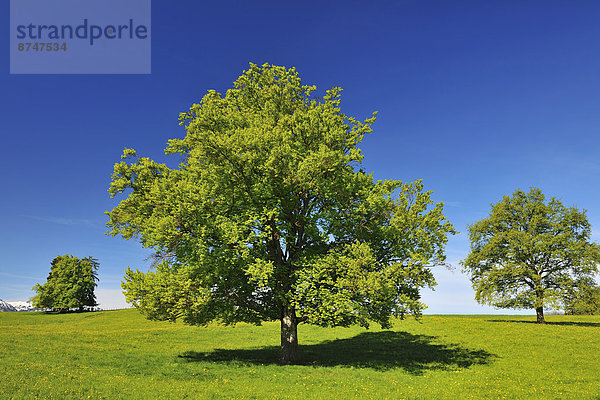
[2,1,600,313]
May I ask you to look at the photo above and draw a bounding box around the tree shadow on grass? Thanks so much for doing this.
[23,310,99,317]
[487,319,600,328]
[178,331,495,374]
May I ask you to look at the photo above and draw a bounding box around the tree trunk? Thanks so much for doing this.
[536,306,545,324]
[280,306,300,364]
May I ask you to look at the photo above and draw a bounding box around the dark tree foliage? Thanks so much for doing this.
[562,278,600,315]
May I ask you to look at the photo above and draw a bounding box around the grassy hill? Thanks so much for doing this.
[1,309,599,399]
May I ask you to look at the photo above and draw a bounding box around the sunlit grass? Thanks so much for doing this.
[1,310,599,399]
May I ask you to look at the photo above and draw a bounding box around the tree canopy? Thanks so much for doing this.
[107,63,456,363]
[31,255,99,312]
[461,187,600,323]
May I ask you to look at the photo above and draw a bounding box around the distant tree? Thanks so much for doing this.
[31,255,99,312]
[562,278,600,315]
[107,63,456,363]
[461,188,600,323]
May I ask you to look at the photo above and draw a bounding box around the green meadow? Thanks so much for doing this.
[1,309,599,399]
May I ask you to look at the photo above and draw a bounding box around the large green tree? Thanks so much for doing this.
[31,255,99,312]
[107,63,455,363]
[462,188,600,323]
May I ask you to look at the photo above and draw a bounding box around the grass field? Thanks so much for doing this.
[1,310,599,399]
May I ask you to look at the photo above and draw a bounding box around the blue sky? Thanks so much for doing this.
[2,1,600,314]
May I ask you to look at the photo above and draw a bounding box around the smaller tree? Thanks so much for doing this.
[31,255,99,312]
[461,188,600,323]
[562,278,600,315]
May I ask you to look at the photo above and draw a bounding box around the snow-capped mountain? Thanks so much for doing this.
[8,301,39,311]
[0,299,40,312]
[0,299,17,311]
